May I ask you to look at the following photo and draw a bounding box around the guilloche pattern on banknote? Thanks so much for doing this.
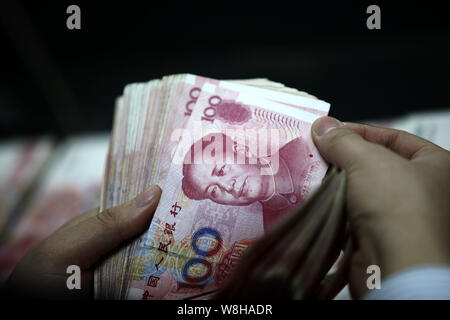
[125,83,328,299]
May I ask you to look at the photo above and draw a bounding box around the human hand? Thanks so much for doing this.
[5,185,161,299]
[311,116,450,298]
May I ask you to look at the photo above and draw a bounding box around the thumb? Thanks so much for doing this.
[48,185,161,269]
[311,116,390,171]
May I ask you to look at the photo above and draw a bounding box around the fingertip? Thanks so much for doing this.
[129,185,162,228]
[135,185,162,209]
[312,116,345,137]
[311,118,372,171]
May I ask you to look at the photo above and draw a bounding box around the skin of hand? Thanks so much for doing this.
[311,116,450,299]
[4,185,161,299]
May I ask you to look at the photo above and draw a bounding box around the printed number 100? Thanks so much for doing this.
[181,227,222,286]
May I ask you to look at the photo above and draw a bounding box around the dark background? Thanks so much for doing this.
[1,0,449,138]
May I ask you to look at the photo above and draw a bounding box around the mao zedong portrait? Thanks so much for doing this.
[181,133,313,231]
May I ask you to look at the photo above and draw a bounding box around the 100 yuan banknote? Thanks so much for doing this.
[125,82,328,299]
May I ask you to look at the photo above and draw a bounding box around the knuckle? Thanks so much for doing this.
[95,208,128,242]
[385,130,405,152]
[95,208,118,229]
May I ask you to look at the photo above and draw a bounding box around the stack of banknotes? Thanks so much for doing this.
[94,74,334,299]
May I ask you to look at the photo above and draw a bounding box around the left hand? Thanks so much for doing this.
[5,185,161,299]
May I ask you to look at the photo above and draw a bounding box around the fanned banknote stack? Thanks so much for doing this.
[94,74,335,299]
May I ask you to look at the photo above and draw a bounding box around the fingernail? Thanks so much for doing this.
[313,117,342,136]
[135,185,161,208]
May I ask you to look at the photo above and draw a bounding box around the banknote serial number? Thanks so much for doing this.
[177,304,273,317]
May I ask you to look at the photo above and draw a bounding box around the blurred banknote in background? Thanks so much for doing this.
[0,134,109,283]
[367,109,450,150]
[0,138,53,233]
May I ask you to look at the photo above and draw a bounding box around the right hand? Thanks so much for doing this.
[311,116,450,298]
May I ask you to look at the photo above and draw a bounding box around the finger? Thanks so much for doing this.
[45,185,161,269]
[344,122,439,160]
[311,116,395,172]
